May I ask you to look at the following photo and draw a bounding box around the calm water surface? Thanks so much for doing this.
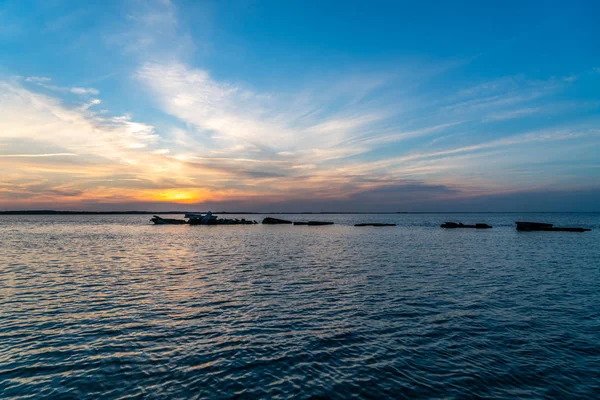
[1,213,599,399]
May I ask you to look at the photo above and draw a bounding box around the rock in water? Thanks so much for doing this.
[262,217,292,224]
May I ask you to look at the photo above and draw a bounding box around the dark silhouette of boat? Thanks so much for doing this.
[516,221,591,232]
[441,222,492,229]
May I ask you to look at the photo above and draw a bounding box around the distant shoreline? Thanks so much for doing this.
[0,210,597,215]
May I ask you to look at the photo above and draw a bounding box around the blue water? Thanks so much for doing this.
[1,213,599,399]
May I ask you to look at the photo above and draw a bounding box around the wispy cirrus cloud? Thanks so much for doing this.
[484,107,543,121]
[106,0,194,59]
[24,76,52,83]
[22,76,99,97]
[135,61,394,160]
[0,81,156,153]
[70,87,99,95]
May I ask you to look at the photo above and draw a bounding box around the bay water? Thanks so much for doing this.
[1,213,599,398]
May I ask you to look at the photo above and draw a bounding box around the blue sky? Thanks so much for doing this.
[0,0,599,211]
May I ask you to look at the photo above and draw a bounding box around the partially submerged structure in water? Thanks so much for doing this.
[263,218,335,226]
[355,223,396,227]
[293,221,335,226]
[150,216,187,225]
[515,221,591,232]
[151,212,257,225]
[152,215,338,226]
[441,222,492,229]
[262,217,292,224]
[151,215,588,232]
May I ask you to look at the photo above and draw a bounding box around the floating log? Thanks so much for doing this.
[262,217,292,224]
[354,223,397,227]
[441,222,492,229]
[516,221,591,232]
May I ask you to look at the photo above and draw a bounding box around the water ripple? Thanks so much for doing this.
[1,213,599,398]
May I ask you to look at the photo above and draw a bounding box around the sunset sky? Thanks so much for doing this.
[1,0,599,211]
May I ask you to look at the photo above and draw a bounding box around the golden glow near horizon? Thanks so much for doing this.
[149,189,212,204]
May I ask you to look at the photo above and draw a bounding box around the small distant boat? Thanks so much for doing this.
[441,222,492,229]
[516,221,591,232]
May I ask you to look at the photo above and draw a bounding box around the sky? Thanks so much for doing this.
[0,0,599,212]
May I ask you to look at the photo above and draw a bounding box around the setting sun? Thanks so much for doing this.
[151,189,211,204]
